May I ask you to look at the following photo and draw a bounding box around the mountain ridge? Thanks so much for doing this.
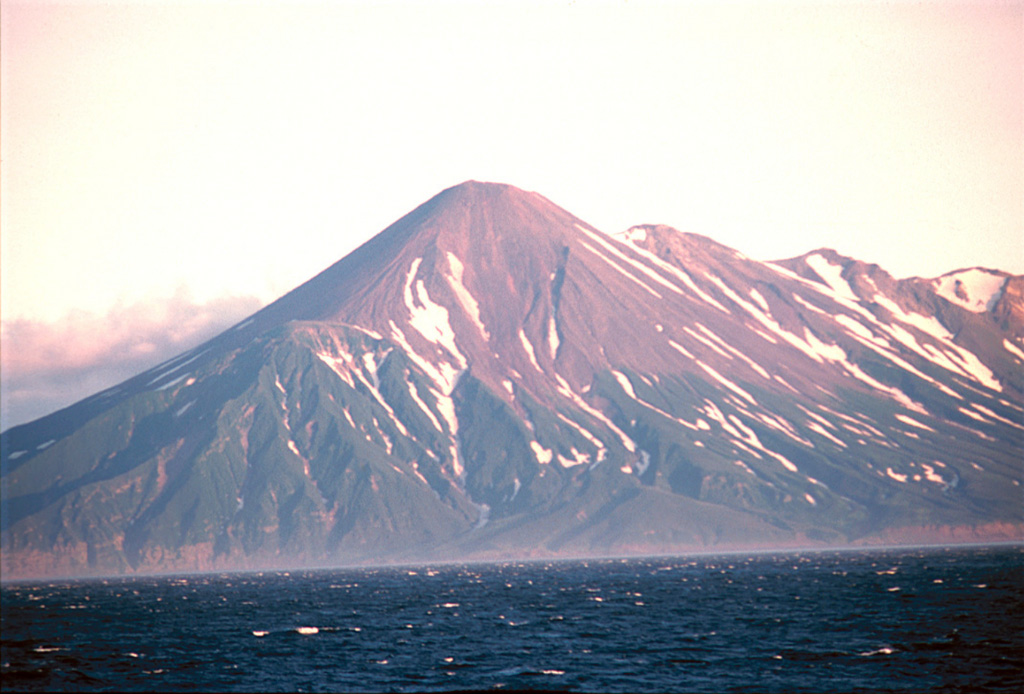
[2,181,1021,580]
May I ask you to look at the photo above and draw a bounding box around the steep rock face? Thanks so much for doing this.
[2,182,1022,579]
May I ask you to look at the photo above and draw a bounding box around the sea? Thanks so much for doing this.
[2,544,1021,693]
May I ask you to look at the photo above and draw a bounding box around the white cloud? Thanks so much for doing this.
[1,291,262,431]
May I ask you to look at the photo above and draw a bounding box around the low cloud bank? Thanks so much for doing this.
[1,293,263,432]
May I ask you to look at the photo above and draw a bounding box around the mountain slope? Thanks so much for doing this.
[2,181,1022,579]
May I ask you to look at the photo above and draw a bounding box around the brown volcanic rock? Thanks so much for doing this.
[992,275,1024,337]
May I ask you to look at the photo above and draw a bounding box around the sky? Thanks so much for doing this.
[1,0,1021,430]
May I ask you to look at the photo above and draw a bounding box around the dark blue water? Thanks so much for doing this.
[2,545,1021,692]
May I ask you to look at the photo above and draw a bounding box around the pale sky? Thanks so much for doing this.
[1,0,1022,428]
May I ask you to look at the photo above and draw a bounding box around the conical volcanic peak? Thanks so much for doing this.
[3,181,1023,580]
[253,181,586,325]
[413,180,589,247]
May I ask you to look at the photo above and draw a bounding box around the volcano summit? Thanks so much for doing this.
[2,181,1022,579]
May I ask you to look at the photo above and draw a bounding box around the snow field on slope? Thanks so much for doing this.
[519,329,543,373]
[578,240,662,298]
[933,269,1006,312]
[445,252,490,341]
[554,373,636,454]
[805,253,860,303]
[554,411,606,466]
[694,360,757,406]
[575,223,683,298]
[610,369,707,432]
[404,259,467,372]
[547,315,560,361]
[797,271,1005,394]
[698,399,798,473]
[691,323,771,379]
[709,273,937,411]
[1004,339,1024,362]
[530,440,554,465]
[615,229,731,312]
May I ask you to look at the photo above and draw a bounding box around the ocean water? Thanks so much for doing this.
[2,545,1021,693]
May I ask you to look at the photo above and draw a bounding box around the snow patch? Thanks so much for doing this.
[694,324,770,379]
[895,414,935,432]
[404,258,467,368]
[620,226,648,243]
[389,321,460,394]
[156,373,190,392]
[445,252,490,340]
[575,223,683,297]
[685,325,733,360]
[1004,339,1024,362]
[557,446,591,468]
[970,402,1024,430]
[668,339,695,359]
[834,314,876,340]
[349,324,383,340]
[554,373,636,453]
[700,401,797,472]
[792,294,829,315]
[805,254,859,302]
[874,295,953,341]
[750,288,770,313]
[695,360,756,406]
[317,352,355,388]
[351,352,410,438]
[756,412,814,447]
[709,275,846,365]
[407,378,443,433]
[869,298,1003,391]
[342,407,356,429]
[613,368,706,431]
[878,319,1002,393]
[886,468,908,483]
[919,463,946,485]
[389,321,463,478]
[838,359,925,413]
[547,315,560,360]
[555,412,606,464]
[519,329,543,372]
[806,421,847,448]
[612,370,637,399]
[843,329,961,400]
[530,441,553,465]
[933,269,1006,312]
[579,240,662,298]
[616,231,730,312]
[734,459,756,475]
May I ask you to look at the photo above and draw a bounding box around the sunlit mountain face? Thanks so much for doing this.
[2,181,1021,579]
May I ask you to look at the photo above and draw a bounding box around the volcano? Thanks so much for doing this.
[2,181,1022,579]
